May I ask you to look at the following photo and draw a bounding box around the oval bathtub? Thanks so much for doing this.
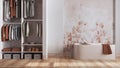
[73,43,115,60]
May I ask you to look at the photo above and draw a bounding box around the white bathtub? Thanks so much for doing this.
[74,43,115,60]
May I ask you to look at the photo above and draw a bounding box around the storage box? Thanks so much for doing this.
[13,54,21,59]
[34,54,41,59]
[24,54,32,59]
[3,54,12,59]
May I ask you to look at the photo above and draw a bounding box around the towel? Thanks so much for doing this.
[102,44,112,55]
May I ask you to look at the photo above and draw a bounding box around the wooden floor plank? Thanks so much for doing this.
[0,57,120,68]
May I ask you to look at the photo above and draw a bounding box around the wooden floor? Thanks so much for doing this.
[0,57,120,68]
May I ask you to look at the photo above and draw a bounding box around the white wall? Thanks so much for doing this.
[115,0,120,56]
[46,0,120,57]
[46,0,64,55]
[0,0,3,59]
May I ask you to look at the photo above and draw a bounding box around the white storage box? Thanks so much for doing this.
[3,54,12,59]
[13,54,21,59]
[24,54,32,59]
[34,54,41,59]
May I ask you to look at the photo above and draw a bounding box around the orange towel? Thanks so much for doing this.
[102,44,112,55]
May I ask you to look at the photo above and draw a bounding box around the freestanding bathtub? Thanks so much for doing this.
[74,43,115,60]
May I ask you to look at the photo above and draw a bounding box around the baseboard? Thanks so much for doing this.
[0,53,2,59]
[116,54,120,58]
[48,53,64,58]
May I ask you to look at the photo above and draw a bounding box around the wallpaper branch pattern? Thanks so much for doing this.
[64,0,113,46]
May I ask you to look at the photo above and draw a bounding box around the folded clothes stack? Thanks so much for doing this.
[25,47,42,52]
[2,48,12,52]
[12,48,21,51]
[2,48,21,52]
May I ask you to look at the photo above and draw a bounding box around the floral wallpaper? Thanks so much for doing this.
[64,0,113,46]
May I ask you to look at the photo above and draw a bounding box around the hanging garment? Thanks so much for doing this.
[26,0,30,17]
[3,25,6,41]
[40,24,42,37]
[13,0,16,17]
[31,0,35,17]
[1,25,8,41]
[17,26,21,40]
[13,0,21,18]
[26,22,30,37]
[18,0,21,18]
[11,25,14,40]
[5,25,9,40]
[4,1,6,17]
[1,24,21,41]
[24,0,27,18]
[14,25,21,40]
[24,0,35,18]
[36,23,42,37]
[36,23,39,37]
[22,22,29,43]
[1,25,5,41]
[12,25,16,40]
[1,26,3,41]
[16,0,18,18]
[10,0,13,18]
[22,21,30,37]
[14,26,19,40]
[6,1,10,20]
[30,0,35,17]
[4,0,10,21]
[9,25,12,40]
[12,25,21,40]
[4,0,21,21]
[10,0,16,18]
[22,22,26,38]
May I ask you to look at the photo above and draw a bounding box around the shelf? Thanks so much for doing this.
[2,40,21,42]
[2,51,21,53]
[3,19,21,23]
[23,51,42,53]
[23,44,42,46]
[24,19,43,22]
[3,23,21,25]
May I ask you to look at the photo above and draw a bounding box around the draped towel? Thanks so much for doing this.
[102,44,112,55]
